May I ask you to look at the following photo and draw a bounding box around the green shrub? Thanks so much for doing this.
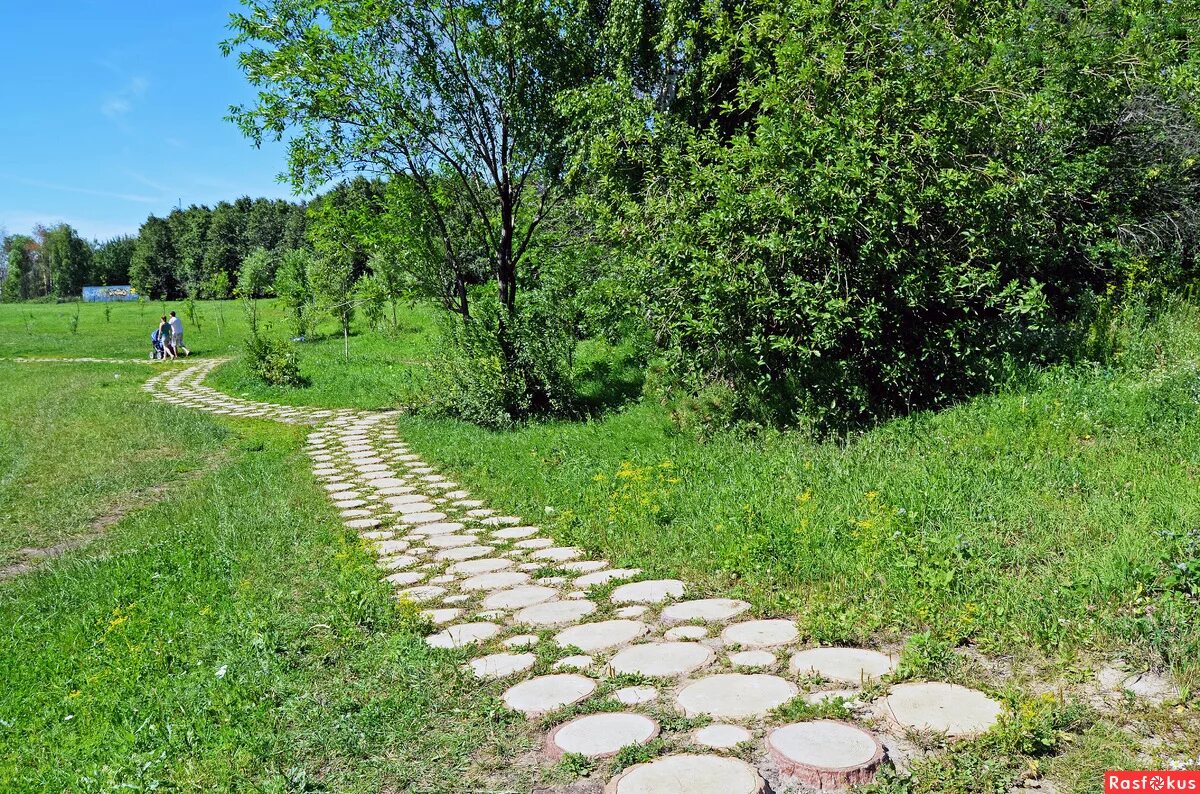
[245,330,305,387]
[422,292,576,428]
[576,0,1200,431]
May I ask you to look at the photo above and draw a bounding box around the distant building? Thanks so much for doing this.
[82,285,139,302]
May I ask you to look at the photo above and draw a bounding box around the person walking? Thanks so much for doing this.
[158,315,177,359]
[168,310,190,357]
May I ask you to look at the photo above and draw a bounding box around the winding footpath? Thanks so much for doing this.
[140,361,1005,793]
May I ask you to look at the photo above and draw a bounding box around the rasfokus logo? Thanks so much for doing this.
[1106,771,1200,791]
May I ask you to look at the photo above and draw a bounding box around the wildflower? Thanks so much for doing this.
[216,665,228,679]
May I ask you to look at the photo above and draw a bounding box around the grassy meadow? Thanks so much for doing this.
[2,298,1198,792]
[0,348,539,791]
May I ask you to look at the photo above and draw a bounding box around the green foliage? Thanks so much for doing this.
[40,223,93,299]
[226,0,594,408]
[91,236,136,286]
[575,0,1200,430]
[423,293,575,428]
[237,246,277,299]
[129,217,176,299]
[273,248,314,337]
[356,272,388,332]
[897,632,963,681]
[306,253,356,351]
[245,328,304,387]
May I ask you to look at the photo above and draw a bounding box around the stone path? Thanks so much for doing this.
[138,361,1005,792]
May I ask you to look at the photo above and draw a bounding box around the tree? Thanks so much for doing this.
[307,253,356,358]
[129,217,177,299]
[92,236,137,286]
[575,0,1200,429]
[226,0,593,370]
[2,235,34,302]
[274,248,314,336]
[202,202,244,295]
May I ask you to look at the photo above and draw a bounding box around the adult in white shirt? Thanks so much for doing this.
[168,311,190,357]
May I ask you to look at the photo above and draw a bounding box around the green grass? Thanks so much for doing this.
[0,361,539,792]
[206,303,440,410]
[0,361,225,566]
[393,309,1200,692]
[0,299,441,410]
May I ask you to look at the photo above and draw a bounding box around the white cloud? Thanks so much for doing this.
[101,97,132,118]
[100,75,149,120]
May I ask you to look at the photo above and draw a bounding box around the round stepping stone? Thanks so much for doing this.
[436,545,494,561]
[518,562,543,571]
[334,499,366,509]
[554,654,594,670]
[469,652,536,679]
[606,755,765,794]
[380,554,417,570]
[578,570,642,589]
[515,538,554,549]
[346,518,381,529]
[694,723,752,750]
[555,620,648,652]
[393,501,438,514]
[483,585,559,610]
[426,534,480,548]
[548,712,659,759]
[504,634,539,649]
[413,522,465,536]
[491,526,540,539]
[397,585,445,602]
[404,512,449,524]
[369,478,408,488]
[788,647,897,683]
[331,490,361,500]
[503,674,596,716]
[384,493,426,506]
[421,608,462,624]
[615,606,647,619]
[515,600,596,627]
[448,558,514,575]
[426,621,501,649]
[429,575,457,584]
[767,720,884,788]
[562,560,608,573]
[729,650,775,668]
[481,516,522,525]
[881,682,1002,737]
[615,686,658,705]
[531,547,583,562]
[675,674,798,719]
[611,579,684,604]
[721,619,798,648]
[461,571,531,592]
[443,594,470,604]
[385,571,426,586]
[661,598,751,624]
[610,642,714,677]
[664,626,708,641]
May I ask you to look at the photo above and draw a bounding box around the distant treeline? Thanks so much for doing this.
[1,179,385,302]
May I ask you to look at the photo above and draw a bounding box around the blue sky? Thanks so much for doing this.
[0,1,302,242]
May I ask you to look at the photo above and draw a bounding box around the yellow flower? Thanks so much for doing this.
[798,490,813,503]
[866,490,879,501]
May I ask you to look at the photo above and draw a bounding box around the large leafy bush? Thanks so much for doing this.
[575,0,1200,429]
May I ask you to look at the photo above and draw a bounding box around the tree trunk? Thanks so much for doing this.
[496,182,516,316]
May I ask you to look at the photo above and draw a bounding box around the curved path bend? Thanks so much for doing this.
[138,361,1004,792]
